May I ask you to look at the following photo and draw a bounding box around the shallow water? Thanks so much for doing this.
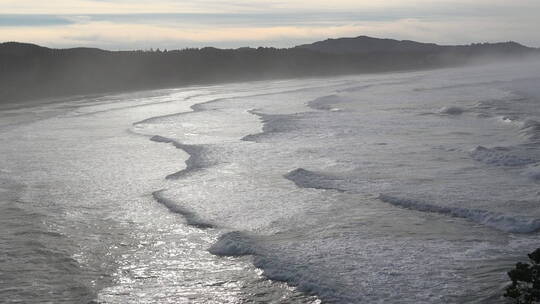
[1,61,539,303]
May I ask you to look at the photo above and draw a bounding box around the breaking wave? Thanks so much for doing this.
[307,95,344,111]
[470,146,536,167]
[439,106,465,115]
[284,168,345,192]
[152,190,214,229]
[133,98,226,125]
[524,165,540,181]
[208,231,257,256]
[378,194,540,233]
[520,120,540,141]
[241,111,298,142]
[150,135,213,179]
[209,231,357,303]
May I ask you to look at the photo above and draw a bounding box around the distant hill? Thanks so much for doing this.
[295,36,533,55]
[1,36,538,105]
[296,36,440,54]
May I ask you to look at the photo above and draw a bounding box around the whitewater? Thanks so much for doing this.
[1,60,540,303]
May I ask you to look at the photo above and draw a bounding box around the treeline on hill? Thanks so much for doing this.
[0,36,538,104]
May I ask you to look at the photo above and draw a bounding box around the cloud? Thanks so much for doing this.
[0,20,366,48]
[0,0,280,14]
[3,0,539,14]
[0,15,74,27]
[1,1,539,48]
[2,15,538,50]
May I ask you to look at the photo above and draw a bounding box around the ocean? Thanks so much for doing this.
[1,60,539,303]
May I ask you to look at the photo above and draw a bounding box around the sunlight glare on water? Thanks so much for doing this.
[1,61,540,303]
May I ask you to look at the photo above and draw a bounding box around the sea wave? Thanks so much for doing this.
[470,146,536,167]
[521,119,540,141]
[524,165,540,181]
[150,135,213,179]
[133,97,226,125]
[208,231,257,256]
[337,79,414,93]
[307,95,344,111]
[284,168,345,192]
[378,194,540,233]
[439,106,465,115]
[209,231,356,303]
[152,190,214,229]
[241,111,298,142]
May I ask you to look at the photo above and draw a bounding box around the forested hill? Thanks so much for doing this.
[1,36,538,105]
[296,36,534,55]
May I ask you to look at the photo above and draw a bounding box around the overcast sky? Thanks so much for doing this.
[1,0,539,50]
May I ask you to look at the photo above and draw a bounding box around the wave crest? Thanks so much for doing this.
[208,231,257,256]
[284,168,345,192]
[150,135,213,178]
[152,190,214,229]
[470,146,535,167]
[378,194,540,233]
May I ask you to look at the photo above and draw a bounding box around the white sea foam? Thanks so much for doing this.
[129,62,540,302]
[10,63,540,304]
[148,64,540,302]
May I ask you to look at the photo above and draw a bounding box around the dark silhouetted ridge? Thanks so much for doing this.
[296,36,535,56]
[1,37,538,105]
[295,36,441,54]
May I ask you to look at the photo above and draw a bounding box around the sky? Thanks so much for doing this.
[1,0,539,50]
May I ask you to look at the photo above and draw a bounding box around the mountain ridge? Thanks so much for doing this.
[1,36,538,106]
[295,35,533,54]
[2,35,535,54]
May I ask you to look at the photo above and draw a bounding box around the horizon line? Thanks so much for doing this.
[1,35,535,52]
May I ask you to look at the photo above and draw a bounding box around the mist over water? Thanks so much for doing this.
[1,60,540,303]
